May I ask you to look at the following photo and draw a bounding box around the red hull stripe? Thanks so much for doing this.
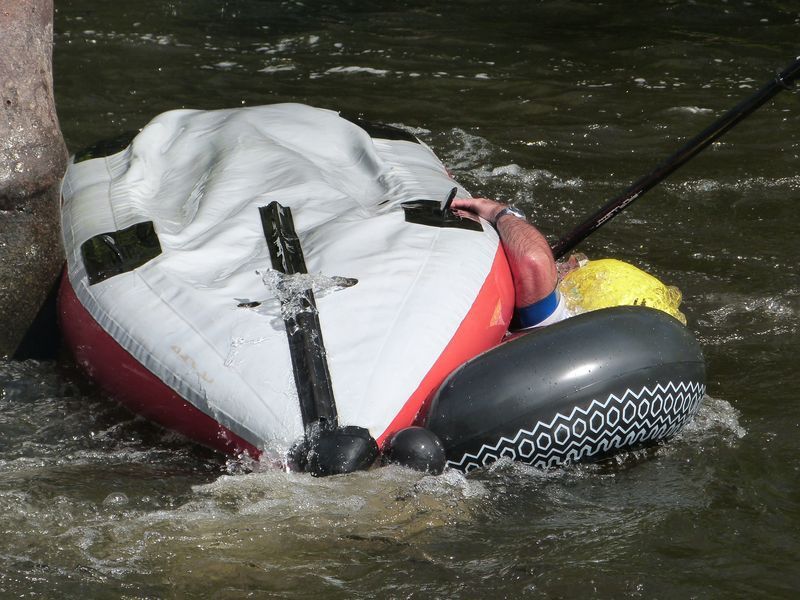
[60,244,513,460]
[376,246,515,447]
[58,271,262,459]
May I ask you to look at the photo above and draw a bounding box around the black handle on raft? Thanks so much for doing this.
[442,187,458,212]
[550,56,800,260]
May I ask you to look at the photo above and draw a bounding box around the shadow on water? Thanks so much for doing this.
[12,278,62,362]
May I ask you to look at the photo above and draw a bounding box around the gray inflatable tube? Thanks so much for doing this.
[425,306,706,472]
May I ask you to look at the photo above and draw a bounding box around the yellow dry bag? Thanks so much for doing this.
[558,258,686,324]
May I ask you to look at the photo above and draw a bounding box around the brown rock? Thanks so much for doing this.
[0,0,67,358]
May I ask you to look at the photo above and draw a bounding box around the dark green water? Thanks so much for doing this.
[1,0,798,596]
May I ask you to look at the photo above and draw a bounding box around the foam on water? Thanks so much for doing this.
[325,66,390,76]
[676,174,800,193]
[49,465,492,575]
[679,395,746,443]
[258,64,296,74]
[194,465,487,516]
[668,106,715,115]
[697,290,799,343]
[440,129,584,203]
[0,359,749,596]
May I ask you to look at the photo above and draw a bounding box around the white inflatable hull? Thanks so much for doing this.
[59,104,514,466]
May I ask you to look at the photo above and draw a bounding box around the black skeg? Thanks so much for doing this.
[259,201,338,429]
[551,56,800,260]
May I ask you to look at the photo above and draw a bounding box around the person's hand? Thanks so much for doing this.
[449,197,506,224]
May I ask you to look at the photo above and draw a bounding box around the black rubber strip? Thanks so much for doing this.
[81,220,162,285]
[259,201,338,429]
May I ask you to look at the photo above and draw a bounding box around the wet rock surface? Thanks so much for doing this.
[0,0,66,357]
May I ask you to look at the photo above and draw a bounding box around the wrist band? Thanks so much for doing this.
[512,289,561,330]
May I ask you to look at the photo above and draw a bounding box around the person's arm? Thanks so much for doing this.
[450,197,557,307]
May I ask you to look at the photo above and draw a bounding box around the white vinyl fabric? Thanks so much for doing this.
[61,104,501,455]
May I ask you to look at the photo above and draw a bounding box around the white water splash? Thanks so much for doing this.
[678,394,746,443]
[668,106,715,115]
[324,66,390,76]
[676,175,800,193]
[697,291,799,342]
[443,129,583,191]
[257,268,357,321]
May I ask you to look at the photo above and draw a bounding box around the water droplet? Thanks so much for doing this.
[102,492,129,507]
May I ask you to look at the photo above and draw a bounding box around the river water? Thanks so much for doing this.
[1,0,798,597]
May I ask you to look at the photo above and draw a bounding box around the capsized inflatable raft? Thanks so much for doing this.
[59,104,705,475]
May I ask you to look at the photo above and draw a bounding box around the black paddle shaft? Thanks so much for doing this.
[551,56,800,260]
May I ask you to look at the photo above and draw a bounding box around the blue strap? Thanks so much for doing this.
[512,290,560,330]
